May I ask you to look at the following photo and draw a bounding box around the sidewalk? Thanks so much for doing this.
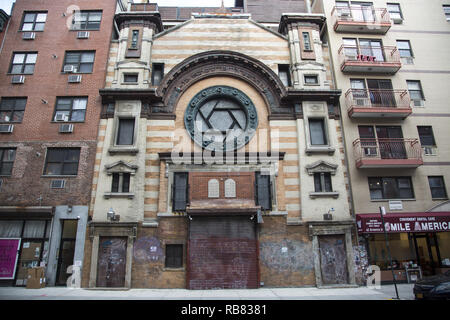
[0,284,415,300]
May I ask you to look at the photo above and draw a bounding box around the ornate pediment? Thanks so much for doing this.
[105,161,138,175]
[305,160,338,175]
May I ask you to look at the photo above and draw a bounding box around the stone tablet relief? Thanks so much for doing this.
[208,179,220,198]
[224,179,236,198]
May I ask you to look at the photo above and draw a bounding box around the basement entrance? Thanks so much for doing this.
[187,216,258,289]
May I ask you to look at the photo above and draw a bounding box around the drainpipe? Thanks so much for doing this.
[0,16,11,55]
[305,0,312,14]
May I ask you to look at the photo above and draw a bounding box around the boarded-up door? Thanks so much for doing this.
[96,237,127,287]
[318,235,349,285]
[188,216,258,289]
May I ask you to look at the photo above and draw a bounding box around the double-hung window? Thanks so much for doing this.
[407,80,425,106]
[397,40,413,63]
[0,98,27,123]
[53,97,87,122]
[443,5,450,21]
[0,148,16,176]
[44,148,80,176]
[111,173,131,193]
[428,176,448,199]
[116,119,135,146]
[9,52,37,74]
[387,3,403,22]
[314,172,332,193]
[417,126,436,147]
[71,11,102,30]
[21,12,47,31]
[309,119,327,145]
[63,51,95,73]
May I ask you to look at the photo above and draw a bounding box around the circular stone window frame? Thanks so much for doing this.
[184,85,258,152]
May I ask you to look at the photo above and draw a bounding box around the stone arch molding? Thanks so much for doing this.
[156,50,289,115]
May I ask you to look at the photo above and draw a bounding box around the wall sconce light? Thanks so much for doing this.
[41,99,48,104]
[107,207,120,222]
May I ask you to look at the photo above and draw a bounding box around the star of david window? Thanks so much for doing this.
[184,86,258,151]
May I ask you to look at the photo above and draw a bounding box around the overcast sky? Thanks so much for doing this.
[0,1,236,15]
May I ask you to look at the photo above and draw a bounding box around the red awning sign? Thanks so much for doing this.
[356,212,450,234]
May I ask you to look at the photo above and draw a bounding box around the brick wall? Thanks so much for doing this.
[0,0,116,206]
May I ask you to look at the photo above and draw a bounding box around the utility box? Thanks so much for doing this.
[26,267,46,289]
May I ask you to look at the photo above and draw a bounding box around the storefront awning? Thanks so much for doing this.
[356,212,450,234]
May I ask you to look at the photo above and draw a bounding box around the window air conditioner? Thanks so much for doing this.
[77,31,90,39]
[55,113,68,122]
[59,124,74,133]
[412,99,424,107]
[50,179,66,189]
[0,124,14,133]
[11,75,25,84]
[22,32,36,40]
[63,65,76,73]
[68,75,82,83]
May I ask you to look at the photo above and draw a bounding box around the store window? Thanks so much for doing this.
[0,219,51,286]
[367,233,416,270]
[437,233,450,267]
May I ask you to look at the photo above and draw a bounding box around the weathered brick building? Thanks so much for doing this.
[83,0,360,289]
[0,0,116,286]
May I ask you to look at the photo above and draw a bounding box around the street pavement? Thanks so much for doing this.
[0,283,415,300]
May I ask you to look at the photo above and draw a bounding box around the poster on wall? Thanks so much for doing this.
[0,238,21,279]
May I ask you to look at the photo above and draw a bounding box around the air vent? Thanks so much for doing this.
[22,32,36,40]
[77,31,90,39]
[59,123,74,133]
[50,179,66,189]
[63,65,76,73]
[0,124,14,133]
[11,75,25,84]
[68,75,82,83]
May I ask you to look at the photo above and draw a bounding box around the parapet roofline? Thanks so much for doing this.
[191,13,251,19]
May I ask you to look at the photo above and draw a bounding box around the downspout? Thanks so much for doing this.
[0,17,11,55]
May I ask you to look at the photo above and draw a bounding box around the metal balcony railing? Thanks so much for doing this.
[338,45,401,66]
[345,89,411,110]
[331,6,391,26]
[353,138,423,164]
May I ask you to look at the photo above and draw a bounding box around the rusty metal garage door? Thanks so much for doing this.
[188,216,258,290]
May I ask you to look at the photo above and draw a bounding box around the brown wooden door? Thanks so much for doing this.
[319,235,349,285]
[188,216,258,290]
[96,237,127,288]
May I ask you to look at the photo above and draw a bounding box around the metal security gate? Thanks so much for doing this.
[187,216,258,290]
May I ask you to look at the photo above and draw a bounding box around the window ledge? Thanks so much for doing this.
[103,192,135,199]
[370,198,416,202]
[309,191,339,199]
[41,175,77,178]
[163,267,185,272]
[108,147,139,155]
[305,146,335,155]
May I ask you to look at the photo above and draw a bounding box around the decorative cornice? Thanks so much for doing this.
[114,12,163,33]
[278,14,326,35]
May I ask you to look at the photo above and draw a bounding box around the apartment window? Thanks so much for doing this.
[368,177,414,200]
[130,30,139,49]
[123,74,138,83]
[397,40,413,58]
[9,52,37,74]
[116,119,135,145]
[428,176,448,199]
[172,172,189,212]
[314,172,332,193]
[151,63,164,86]
[0,98,27,123]
[53,97,87,122]
[21,12,47,31]
[72,11,102,30]
[302,32,312,51]
[407,80,425,105]
[304,75,319,85]
[111,173,131,193]
[309,119,327,145]
[165,244,183,268]
[417,126,436,146]
[387,3,403,21]
[44,148,80,176]
[278,64,291,87]
[0,148,16,176]
[63,51,95,73]
[443,5,450,21]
